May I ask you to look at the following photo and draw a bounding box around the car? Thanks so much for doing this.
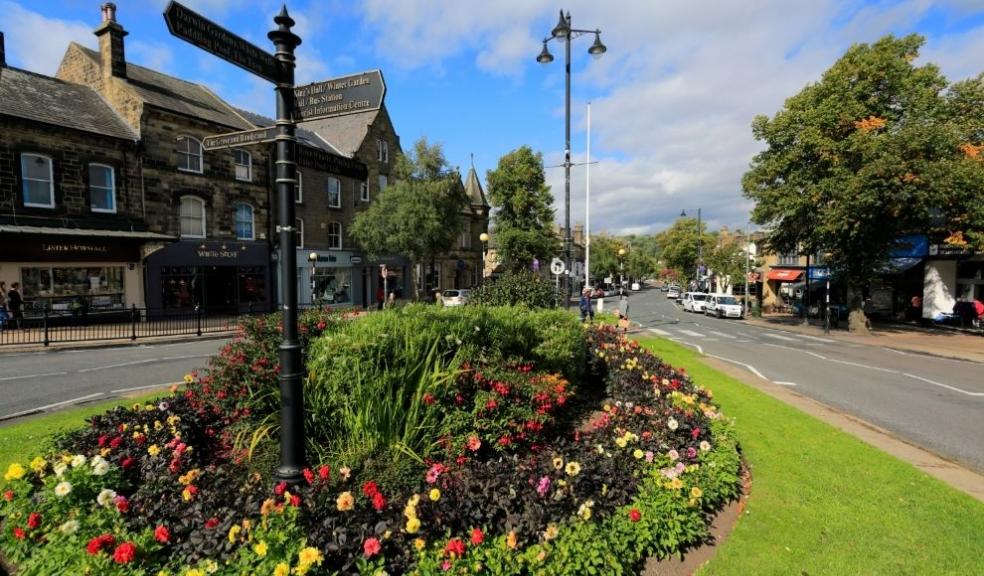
[681,292,708,313]
[442,289,471,307]
[704,294,744,318]
[666,285,681,299]
[660,284,669,292]
[631,282,641,291]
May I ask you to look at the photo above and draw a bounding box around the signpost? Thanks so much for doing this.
[164,2,305,485]
[296,144,368,180]
[292,70,386,123]
[202,126,276,151]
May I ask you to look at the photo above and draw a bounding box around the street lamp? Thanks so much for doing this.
[308,252,318,306]
[681,208,702,290]
[537,9,606,309]
[479,232,490,284]
[618,247,626,296]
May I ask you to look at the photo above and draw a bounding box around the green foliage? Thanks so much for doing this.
[468,270,560,308]
[486,146,559,272]
[654,217,714,283]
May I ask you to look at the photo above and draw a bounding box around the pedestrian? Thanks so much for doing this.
[7,282,23,329]
[617,292,630,331]
[0,281,7,329]
[579,287,594,323]
[376,284,384,311]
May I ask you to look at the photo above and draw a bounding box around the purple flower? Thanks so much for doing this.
[687,447,697,459]
[536,476,552,497]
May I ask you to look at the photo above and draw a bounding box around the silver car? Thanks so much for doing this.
[442,289,471,307]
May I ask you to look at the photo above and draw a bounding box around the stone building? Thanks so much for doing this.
[438,164,491,291]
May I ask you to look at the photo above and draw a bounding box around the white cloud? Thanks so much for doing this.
[128,41,174,74]
[0,1,94,74]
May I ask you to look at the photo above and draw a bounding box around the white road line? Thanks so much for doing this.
[794,334,836,343]
[827,358,899,374]
[707,331,737,339]
[773,381,798,386]
[736,339,751,342]
[884,348,909,356]
[648,328,672,336]
[670,338,703,355]
[160,354,214,361]
[761,332,798,342]
[111,383,175,394]
[78,359,160,373]
[0,393,104,421]
[902,373,984,397]
[0,371,69,382]
[705,353,768,380]
[678,329,705,338]
[763,343,828,360]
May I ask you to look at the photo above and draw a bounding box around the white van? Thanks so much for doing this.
[704,294,744,318]
[681,292,708,313]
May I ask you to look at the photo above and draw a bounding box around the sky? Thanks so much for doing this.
[3,0,984,238]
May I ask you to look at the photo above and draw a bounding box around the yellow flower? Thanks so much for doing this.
[544,524,559,540]
[690,486,703,499]
[183,374,195,384]
[183,570,205,576]
[669,478,683,490]
[260,498,277,516]
[552,456,564,470]
[167,415,181,426]
[29,456,47,476]
[405,517,421,534]
[336,491,355,511]
[414,538,426,551]
[182,487,195,502]
[407,494,421,507]
[564,461,581,476]
[298,546,323,567]
[633,449,644,460]
[429,488,441,502]
[99,448,112,457]
[148,445,161,457]
[4,463,26,482]
[132,403,142,411]
[273,563,290,576]
[615,437,628,449]
[228,524,241,543]
[154,420,164,431]
[253,541,268,557]
[505,530,518,550]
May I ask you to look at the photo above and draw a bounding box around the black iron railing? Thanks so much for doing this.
[0,305,267,347]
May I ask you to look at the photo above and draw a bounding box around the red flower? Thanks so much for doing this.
[371,492,386,511]
[497,435,511,447]
[445,537,466,557]
[290,494,301,507]
[363,537,382,558]
[466,436,481,451]
[274,481,288,496]
[204,517,220,529]
[303,468,315,485]
[112,542,137,564]
[121,457,135,469]
[422,393,436,406]
[109,436,123,449]
[470,528,484,545]
[27,512,41,529]
[87,534,115,555]
[98,434,109,447]
[115,496,130,514]
[316,321,327,331]
[361,481,379,498]
[629,508,642,522]
[485,398,498,411]
[12,527,25,540]
[3,490,13,502]
[691,427,701,439]
[154,525,170,544]
[318,465,330,481]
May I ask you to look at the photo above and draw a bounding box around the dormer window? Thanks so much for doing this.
[177,136,203,173]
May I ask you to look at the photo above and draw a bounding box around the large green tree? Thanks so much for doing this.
[654,217,714,285]
[350,138,469,299]
[486,146,559,273]
[743,34,984,332]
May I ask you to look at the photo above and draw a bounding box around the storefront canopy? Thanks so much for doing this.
[767,268,803,281]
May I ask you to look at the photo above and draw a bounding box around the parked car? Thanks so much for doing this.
[705,294,743,318]
[681,292,708,313]
[631,282,641,291]
[666,285,681,299]
[442,289,471,307]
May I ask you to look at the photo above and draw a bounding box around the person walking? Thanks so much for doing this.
[0,281,8,329]
[7,282,23,329]
[579,287,594,323]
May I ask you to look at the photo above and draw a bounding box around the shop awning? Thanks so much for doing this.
[767,268,803,281]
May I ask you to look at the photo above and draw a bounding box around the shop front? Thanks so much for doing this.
[0,228,170,318]
[298,249,363,308]
[764,267,803,311]
[145,240,271,314]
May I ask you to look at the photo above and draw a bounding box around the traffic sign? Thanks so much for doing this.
[202,127,276,151]
[293,70,386,123]
[550,258,565,275]
[163,1,282,84]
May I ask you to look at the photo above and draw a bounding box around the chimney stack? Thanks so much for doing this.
[94,2,127,79]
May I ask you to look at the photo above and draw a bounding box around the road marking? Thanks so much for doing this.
[827,358,899,374]
[707,331,737,339]
[0,392,104,421]
[647,328,672,336]
[884,348,909,356]
[678,329,705,338]
[111,383,176,394]
[773,381,798,386]
[160,354,214,361]
[763,343,828,360]
[78,359,160,373]
[670,338,703,355]
[705,353,768,380]
[736,339,751,342]
[795,334,836,343]
[902,373,984,397]
[761,332,798,342]
[0,371,69,382]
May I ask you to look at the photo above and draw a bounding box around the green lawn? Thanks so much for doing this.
[635,337,984,576]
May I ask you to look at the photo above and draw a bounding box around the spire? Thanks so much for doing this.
[464,163,489,209]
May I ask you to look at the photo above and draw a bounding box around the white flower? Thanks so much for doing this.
[54,481,73,498]
[699,441,711,452]
[70,454,87,468]
[158,401,170,411]
[59,520,79,534]
[668,449,680,461]
[96,488,117,507]
[667,418,679,431]
[53,462,68,477]
[90,456,110,476]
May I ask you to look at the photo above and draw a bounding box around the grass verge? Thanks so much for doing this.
[0,391,168,473]
[635,336,984,576]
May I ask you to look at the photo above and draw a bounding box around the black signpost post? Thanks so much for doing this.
[163,1,305,485]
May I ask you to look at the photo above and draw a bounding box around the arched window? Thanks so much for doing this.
[21,153,54,208]
[327,176,341,208]
[327,221,342,249]
[180,196,206,238]
[234,150,252,181]
[177,136,203,173]
[89,163,116,213]
[234,203,254,240]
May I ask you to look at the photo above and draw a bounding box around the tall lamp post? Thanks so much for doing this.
[479,232,490,284]
[537,10,606,308]
[618,247,626,296]
[680,209,701,290]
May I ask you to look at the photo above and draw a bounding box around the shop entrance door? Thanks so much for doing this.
[204,266,237,313]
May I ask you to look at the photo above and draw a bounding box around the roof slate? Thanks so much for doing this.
[299,109,380,157]
[234,107,337,153]
[0,66,137,140]
[464,166,489,208]
[75,44,253,131]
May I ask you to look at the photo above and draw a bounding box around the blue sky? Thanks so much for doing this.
[3,0,984,237]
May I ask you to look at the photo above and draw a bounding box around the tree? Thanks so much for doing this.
[350,138,469,300]
[654,217,714,284]
[743,34,984,333]
[486,146,559,273]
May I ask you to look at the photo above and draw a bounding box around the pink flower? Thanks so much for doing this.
[442,560,452,571]
[426,463,446,484]
[363,537,381,557]
[303,468,314,485]
[536,476,551,497]
[114,496,130,514]
[466,436,481,452]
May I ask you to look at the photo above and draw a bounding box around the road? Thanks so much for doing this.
[617,288,984,473]
[0,339,228,424]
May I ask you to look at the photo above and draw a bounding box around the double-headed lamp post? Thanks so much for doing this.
[479,232,490,284]
[537,10,606,308]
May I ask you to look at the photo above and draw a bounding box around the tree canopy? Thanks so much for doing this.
[742,34,984,331]
[486,146,559,273]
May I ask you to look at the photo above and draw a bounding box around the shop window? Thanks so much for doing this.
[21,266,125,314]
[379,174,388,191]
[234,150,252,181]
[161,266,201,309]
[377,139,388,163]
[360,181,369,202]
[177,136,203,173]
[296,217,304,249]
[295,170,303,203]
[21,153,54,208]
[235,203,254,240]
[180,196,206,238]
[327,177,341,208]
[312,268,351,305]
[327,221,342,249]
[89,163,116,213]
[238,266,266,303]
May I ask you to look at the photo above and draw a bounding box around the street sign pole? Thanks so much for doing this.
[268,7,304,485]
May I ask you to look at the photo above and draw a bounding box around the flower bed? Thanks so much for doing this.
[0,311,742,575]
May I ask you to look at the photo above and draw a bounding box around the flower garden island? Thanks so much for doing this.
[1,303,742,575]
